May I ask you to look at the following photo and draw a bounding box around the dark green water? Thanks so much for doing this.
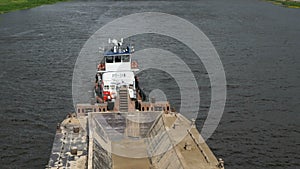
[0,0,299,168]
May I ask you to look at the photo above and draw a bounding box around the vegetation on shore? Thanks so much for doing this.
[0,0,69,14]
[267,0,300,8]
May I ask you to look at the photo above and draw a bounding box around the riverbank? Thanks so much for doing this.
[0,0,69,14]
[267,0,300,8]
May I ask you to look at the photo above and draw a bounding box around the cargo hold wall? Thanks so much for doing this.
[146,115,183,169]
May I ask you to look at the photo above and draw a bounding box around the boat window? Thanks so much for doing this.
[115,56,121,62]
[106,56,113,63]
[110,85,115,90]
[122,55,130,62]
[104,85,109,90]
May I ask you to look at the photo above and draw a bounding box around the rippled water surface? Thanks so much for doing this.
[0,0,299,168]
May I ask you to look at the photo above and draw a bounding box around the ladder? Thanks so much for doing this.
[119,87,128,112]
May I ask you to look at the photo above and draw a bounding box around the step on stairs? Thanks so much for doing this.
[119,87,129,112]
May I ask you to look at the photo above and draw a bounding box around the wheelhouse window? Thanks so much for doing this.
[122,55,130,62]
[115,56,121,62]
[106,56,113,63]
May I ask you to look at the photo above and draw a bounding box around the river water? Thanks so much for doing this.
[0,0,299,168]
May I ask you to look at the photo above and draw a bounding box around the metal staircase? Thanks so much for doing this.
[119,87,129,112]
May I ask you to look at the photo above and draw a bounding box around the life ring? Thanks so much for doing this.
[103,91,113,101]
[98,63,105,70]
[100,63,105,70]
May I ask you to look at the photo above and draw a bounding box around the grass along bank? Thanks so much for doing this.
[0,0,69,14]
[267,0,300,8]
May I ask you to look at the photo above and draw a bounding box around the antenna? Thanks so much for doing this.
[112,39,118,46]
[99,45,105,53]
